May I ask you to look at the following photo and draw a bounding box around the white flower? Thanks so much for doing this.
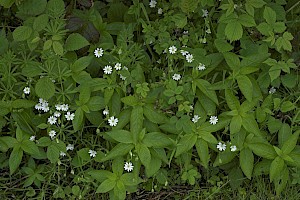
[206,29,211,34]
[186,54,194,63]
[48,116,57,125]
[103,109,109,115]
[114,63,122,70]
[230,145,237,152]
[108,116,118,127]
[61,104,69,111]
[29,136,36,141]
[41,105,50,113]
[88,149,97,157]
[217,142,226,151]
[149,0,157,8]
[209,116,218,125]
[66,144,74,151]
[183,30,189,35]
[55,104,62,111]
[49,130,56,139]
[158,8,163,14]
[23,87,30,94]
[103,65,112,74]
[123,66,128,70]
[202,9,208,17]
[60,151,66,157]
[120,74,126,80]
[169,46,177,54]
[269,87,276,94]
[197,63,206,71]
[39,98,48,104]
[54,111,61,117]
[94,48,104,58]
[172,74,181,81]
[180,50,189,56]
[192,115,200,123]
[124,162,134,172]
[65,112,75,121]
[36,99,50,113]
[35,103,43,110]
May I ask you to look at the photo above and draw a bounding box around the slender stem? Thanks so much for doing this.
[287,1,300,14]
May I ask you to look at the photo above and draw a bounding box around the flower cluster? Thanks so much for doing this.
[216,142,237,152]
[35,98,50,112]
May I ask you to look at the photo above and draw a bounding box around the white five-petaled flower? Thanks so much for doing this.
[103,65,113,74]
[186,54,194,63]
[55,104,62,111]
[197,63,206,71]
[54,111,61,117]
[269,87,276,94]
[192,115,200,123]
[49,130,56,139]
[158,8,163,14]
[217,142,226,151]
[120,74,126,80]
[94,48,104,58]
[88,149,97,157]
[124,162,134,172]
[23,87,30,94]
[35,99,49,112]
[103,109,109,115]
[48,116,57,125]
[180,50,189,56]
[108,116,118,127]
[61,104,69,111]
[29,136,36,141]
[202,9,208,17]
[65,112,75,121]
[206,29,211,34]
[149,0,157,8]
[183,30,189,35]
[60,151,66,157]
[209,116,218,125]
[66,144,74,151]
[169,46,177,54]
[114,63,122,70]
[230,145,237,152]
[172,74,181,81]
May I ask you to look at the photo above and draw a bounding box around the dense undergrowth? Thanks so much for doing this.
[0,0,300,199]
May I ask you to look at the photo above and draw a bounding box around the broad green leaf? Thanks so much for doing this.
[280,101,295,112]
[114,180,126,200]
[52,41,64,55]
[195,139,209,169]
[228,167,244,190]
[195,79,218,105]
[136,143,151,168]
[71,56,93,72]
[200,118,231,133]
[120,173,141,186]
[242,114,262,137]
[172,13,187,28]
[240,148,254,179]
[223,52,240,71]
[248,143,277,159]
[175,133,197,157]
[230,115,242,134]
[47,144,59,163]
[278,123,291,148]
[88,170,113,182]
[79,86,91,105]
[145,155,161,177]
[281,130,299,155]
[213,151,236,167]
[65,33,89,51]
[35,77,55,100]
[238,14,256,27]
[33,14,49,31]
[102,143,134,161]
[130,106,144,143]
[142,132,172,148]
[13,26,32,42]
[143,104,168,124]
[0,0,14,8]
[21,140,40,156]
[199,131,218,144]
[236,75,253,101]
[121,95,138,106]
[9,146,23,174]
[96,179,116,193]
[264,7,276,25]
[214,39,233,52]
[77,148,91,161]
[270,156,284,182]
[87,96,105,111]
[12,99,35,108]
[180,0,198,13]
[225,22,243,42]
[225,89,240,110]
[114,109,131,129]
[73,108,84,131]
[107,130,133,144]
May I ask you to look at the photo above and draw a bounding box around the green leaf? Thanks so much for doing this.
[143,104,168,124]
[120,173,141,186]
[12,99,35,108]
[270,156,284,182]
[121,95,138,106]
[87,96,105,111]
[214,39,233,52]
[77,148,91,161]
[225,22,243,42]
[145,156,161,177]
[175,133,197,157]
[130,106,144,143]
[33,14,49,31]
[195,79,218,105]
[65,33,89,51]
[79,86,91,105]
[240,148,254,179]
[142,132,172,148]
[71,56,93,72]
[230,115,242,134]
[13,26,32,42]
[180,0,199,13]
[21,140,40,156]
[107,130,133,144]
[238,14,256,27]
[248,143,277,159]
[269,64,281,82]
[114,180,126,200]
[281,130,299,155]
[35,77,55,100]
[195,139,209,169]
[9,146,23,174]
[280,101,295,112]
[47,144,59,163]
[96,179,116,193]
[223,52,240,71]
[264,7,276,25]
[73,108,84,131]
[0,0,14,8]
[225,89,240,110]
[102,143,134,162]
[136,143,151,168]
[88,170,113,182]
[172,13,187,28]
[236,75,253,101]
[52,41,64,55]
[278,123,291,148]
[199,131,218,144]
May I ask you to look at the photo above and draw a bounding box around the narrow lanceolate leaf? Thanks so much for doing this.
[143,104,168,124]
[73,108,84,131]
[101,143,134,162]
[107,130,133,144]
[240,148,254,179]
[236,75,253,101]
[175,133,197,157]
[281,130,300,155]
[142,132,172,148]
[9,146,23,174]
[230,115,242,134]
[248,143,277,159]
[225,89,240,110]
[195,139,209,169]
[195,79,218,105]
[130,106,144,143]
[136,143,151,168]
[270,156,284,182]
[71,56,93,72]
[47,144,59,163]
[96,179,116,193]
